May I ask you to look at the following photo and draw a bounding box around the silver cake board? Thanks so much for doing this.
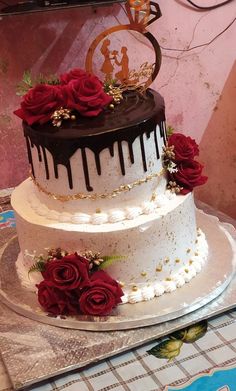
[0,210,235,390]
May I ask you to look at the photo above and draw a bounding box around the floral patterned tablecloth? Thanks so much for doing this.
[0,197,235,391]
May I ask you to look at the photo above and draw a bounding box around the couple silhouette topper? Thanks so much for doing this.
[100,39,129,83]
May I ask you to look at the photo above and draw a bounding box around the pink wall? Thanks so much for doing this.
[0,1,235,215]
[195,61,236,219]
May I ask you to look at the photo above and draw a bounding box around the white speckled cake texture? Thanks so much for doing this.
[12,183,208,303]
[29,125,167,215]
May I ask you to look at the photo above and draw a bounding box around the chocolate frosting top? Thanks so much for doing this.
[24,89,165,139]
[24,89,166,191]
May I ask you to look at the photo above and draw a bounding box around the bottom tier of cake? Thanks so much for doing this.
[11,180,208,304]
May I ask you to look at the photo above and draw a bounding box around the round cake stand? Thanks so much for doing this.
[0,209,235,331]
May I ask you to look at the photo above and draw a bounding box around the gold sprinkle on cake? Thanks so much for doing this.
[151,192,157,201]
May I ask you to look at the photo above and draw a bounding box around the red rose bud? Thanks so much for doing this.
[42,252,90,290]
[64,74,113,117]
[79,270,124,316]
[60,68,88,85]
[171,160,208,194]
[168,133,199,162]
[14,84,65,125]
[37,280,79,315]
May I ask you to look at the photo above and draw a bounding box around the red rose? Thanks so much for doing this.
[171,160,208,194]
[60,68,88,85]
[37,280,79,315]
[14,84,65,125]
[79,270,124,316]
[168,133,199,162]
[42,253,90,290]
[64,74,112,117]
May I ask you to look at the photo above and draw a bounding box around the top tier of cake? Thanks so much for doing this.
[24,89,169,220]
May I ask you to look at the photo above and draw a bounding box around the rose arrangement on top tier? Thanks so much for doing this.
[163,132,208,194]
[14,68,113,126]
[30,249,124,316]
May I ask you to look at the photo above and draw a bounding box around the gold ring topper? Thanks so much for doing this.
[85,0,162,92]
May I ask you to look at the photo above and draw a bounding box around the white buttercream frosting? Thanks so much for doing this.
[16,252,43,292]
[172,274,186,288]
[162,280,177,293]
[128,289,143,303]
[121,293,129,304]
[47,210,60,220]
[191,260,202,273]
[125,207,142,220]
[180,265,197,283]
[108,210,126,223]
[28,191,176,225]
[17,230,208,305]
[71,213,90,224]
[141,286,155,301]
[119,229,208,303]
[153,282,165,296]
[91,213,108,225]
[141,201,154,215]
[59,212,72,222]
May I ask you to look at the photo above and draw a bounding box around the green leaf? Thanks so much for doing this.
[99,255,126,270]
[22,70,33,85]
[103,79,117,92]
[16,70,60,96]
[16,70,33,96]
[170,321,208,343]
[147,339,183,361]
[36,73,60,85]
[28,259,46,275]
[167,125,175,137]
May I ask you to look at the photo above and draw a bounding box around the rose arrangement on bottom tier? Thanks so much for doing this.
[30,249,124,316]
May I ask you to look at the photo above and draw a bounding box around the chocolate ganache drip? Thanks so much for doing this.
[24,89,166,192]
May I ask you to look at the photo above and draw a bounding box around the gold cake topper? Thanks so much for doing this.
[85,0,162,91]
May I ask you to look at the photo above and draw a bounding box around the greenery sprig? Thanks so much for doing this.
[28,257,47,275]
[28,250,126,275]
[167,125,174,137]
[16,70,60,96]
[99,255,126,270]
